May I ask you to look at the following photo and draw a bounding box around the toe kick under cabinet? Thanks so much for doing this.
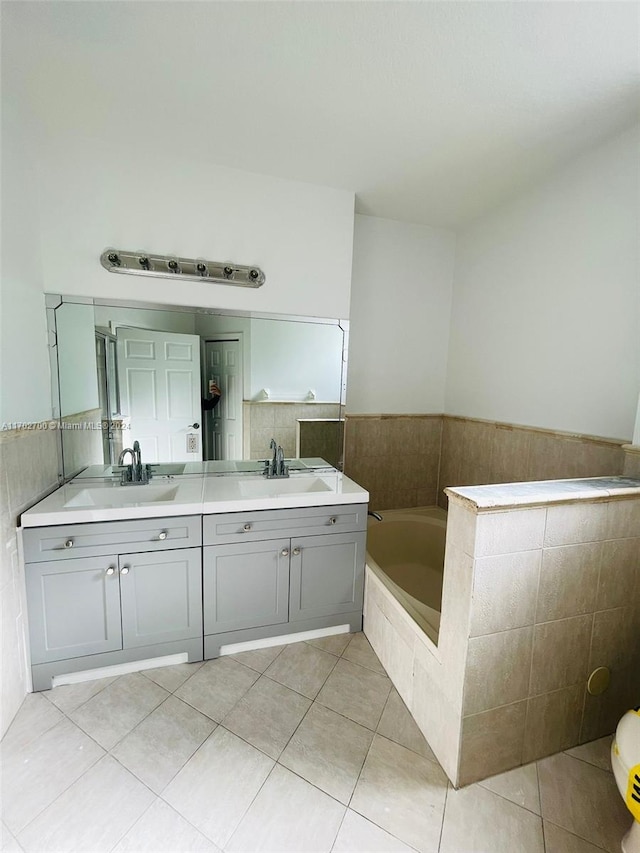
[23,516,204,691]
[22,503,367,690]
[203,503,367,658]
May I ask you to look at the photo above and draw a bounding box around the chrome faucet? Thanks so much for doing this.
[118,447,135,467]
[118,441,151,485]
[264,438,289,478]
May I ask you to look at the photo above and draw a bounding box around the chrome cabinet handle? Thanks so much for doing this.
[158,531,168,540]
[106,566,115,576]
[243,523,252,531]
[328,517,337,525]
[281,548,289,557]
[64,539,74,548]
[292,547,301,556]
[120,566,130,575]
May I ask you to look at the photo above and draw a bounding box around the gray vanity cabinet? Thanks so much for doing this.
[202,504,367,657]
[26,548,202,664]
[26,555,123,663]
[23,516,203,690]
[289,531,366,621]
[119,548,202,648]
[204,539,290,634]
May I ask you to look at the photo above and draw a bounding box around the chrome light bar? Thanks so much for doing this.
[100,249,265,288]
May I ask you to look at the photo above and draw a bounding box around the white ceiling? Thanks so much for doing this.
[3,1,639,228]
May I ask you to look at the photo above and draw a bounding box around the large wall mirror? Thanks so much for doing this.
[47,295,348,480]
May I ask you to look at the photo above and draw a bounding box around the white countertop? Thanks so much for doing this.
[20,471,369,527]
[446,476,640,511]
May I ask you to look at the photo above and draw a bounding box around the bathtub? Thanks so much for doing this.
[366,506,446,646]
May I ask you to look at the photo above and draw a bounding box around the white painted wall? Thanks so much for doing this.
[346,214,456,414]
[0,101,50,425]
[249,319,343,402]
[33,136,355,320]
[446,125,640,440]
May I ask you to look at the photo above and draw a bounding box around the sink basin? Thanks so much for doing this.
[64,485,180,508]
[238,477,332,498]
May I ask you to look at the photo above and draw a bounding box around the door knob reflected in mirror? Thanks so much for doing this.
[188,423,200,430]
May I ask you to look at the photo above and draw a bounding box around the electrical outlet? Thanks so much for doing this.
[187,433,199,453]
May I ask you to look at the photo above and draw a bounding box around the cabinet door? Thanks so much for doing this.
[204,540,290,634]
[289,532,366,621]
[119,548,202,648]
[25,556,122,664]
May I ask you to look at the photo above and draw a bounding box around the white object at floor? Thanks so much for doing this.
[612,709,640,853]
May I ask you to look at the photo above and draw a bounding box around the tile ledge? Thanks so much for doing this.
[446,476,640,512]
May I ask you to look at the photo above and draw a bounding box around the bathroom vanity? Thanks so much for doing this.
[21,468,368,690]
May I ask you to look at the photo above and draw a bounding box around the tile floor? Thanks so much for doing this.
[1,633,631,853]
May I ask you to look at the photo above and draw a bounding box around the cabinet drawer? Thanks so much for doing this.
[203,503,367,545]
[23,515,202,562]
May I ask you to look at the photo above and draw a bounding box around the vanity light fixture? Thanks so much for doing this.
[100,249,265,288]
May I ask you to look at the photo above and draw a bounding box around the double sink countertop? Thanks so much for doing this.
[21,460,369,528]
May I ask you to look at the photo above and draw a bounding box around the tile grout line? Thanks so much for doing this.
[436,782,449,852]
[535,759,546,853]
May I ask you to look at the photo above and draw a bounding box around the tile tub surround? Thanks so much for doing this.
[0,427,60,737]
[364,479,640,788]
[623,444,640,478]
[454,484,640,785]
[343,414,443,510]
[244,401,341,461]
[343,413,625,512]
[438,416,626,509]
[1,635,629,853]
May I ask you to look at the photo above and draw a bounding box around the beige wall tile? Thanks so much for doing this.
[459,701,527,786]
[522,685,584,763]
[578,442,624,477]
[371,489,418,511]
[536,543,602,623]
[459,420,496,486]
[438,417,465,493]
[475,508,546,557]
[598,538,640,610]
[544,502,608,547]
[529,615,592,696]
[1,428,61,739]
[412,662,460,785]
[490,425,532,484]
[248,404,275,431]
[416,487,438,507]
[623,447,640,478]
[527,434,575,481]
[606,497,640,540]
[469,551,541,637]
[589,606,638,672]
[440,544,474,704]
[464,627,533,716]
[445,503,477,558]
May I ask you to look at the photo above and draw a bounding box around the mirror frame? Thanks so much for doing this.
[45,293,350,482]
